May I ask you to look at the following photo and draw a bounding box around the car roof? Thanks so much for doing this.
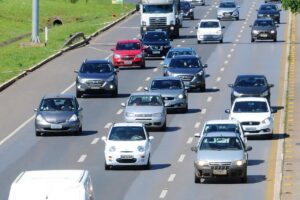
[169,47,194,52]
[43,94,75,99]
[113,122,144,127]
[171,55,199,59]
[205,119,239,125]
[151,76,182,81]
[84,59,110,64]
[200,19,220,22]
[203,131,239,137]
[117,40,140,44]
[130,92,162,96]
[234,97,268,102]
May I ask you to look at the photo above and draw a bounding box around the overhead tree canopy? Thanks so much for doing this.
[282,0,300,14]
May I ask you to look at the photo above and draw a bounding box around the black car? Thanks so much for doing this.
[257,4,281,23]
[142,31,172,58]
[228,75,274,104]
[180,1,194,20]
[250,18,278,42]
[75,59,118,98]
[265,0,281,3]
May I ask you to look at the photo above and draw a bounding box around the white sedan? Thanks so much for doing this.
[101,122,154,170]
[195,19,224,43]
[225,97,275,139]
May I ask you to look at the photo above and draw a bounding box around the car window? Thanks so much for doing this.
[151,79,183,90]
[260,5,277,11]
[169,58,201,68]
[233,101,269,113]
[144,32,167,42]
[116,42,140,50]
[109,127,146,141]
[143,4,173,13]
[40,98,76,111]
[180,2,190,9]
[128,95,163,106]
[80,63,112,73]
[204,124,240,134]
[200,21,220,28]
[219,2,236,8]
[167,50,195,58]
[235,77,267,87]
[200,136,243,150]
[254,20,274,27]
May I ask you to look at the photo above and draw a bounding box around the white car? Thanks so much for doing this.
[196,119,246,143]
[101,123,154,169]
[185,0,205,6]
[225,97,275,138]
[195,19,224,43]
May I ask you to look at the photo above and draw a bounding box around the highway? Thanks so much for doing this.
[0,0,287,199]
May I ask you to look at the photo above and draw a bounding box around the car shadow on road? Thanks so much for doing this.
[108,163,171,171]
[246,175,267,184]
[247,132,289,141]
[118,66,156,70]
[41,130,97,137]
[205,88,220,93]
[201,175,266,184]
[248,159,264,166]
[178,35,197,39]
[80,130,98,136]
[80,93,130,99]
[150,163,171,170]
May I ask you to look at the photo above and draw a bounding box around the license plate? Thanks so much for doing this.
[50,124,62,129]
[152,51,160,54]
[90,86,100,89]
[213,169,227,175]
[260,34,268,37]
[225,13,231,16]
[155,29,162,31]
[124,60,132,65]
[120,155,133,159]
[245,127,256,131]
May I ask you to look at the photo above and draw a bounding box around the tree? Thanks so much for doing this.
[282,0,300,14]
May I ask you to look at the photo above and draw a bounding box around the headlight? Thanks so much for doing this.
[270,30,276,34]
[142,21,146,25]
[197,160,208,166]
[153,113,163,117]
[235,160,245,166]
[135,53,143,58]
[262,117,271,124]
[261,90,269,97]
[216,30,222,35]
[252,30,259,34]
[189,9,193,12]
[69,114,78,122]
[36,114,46,123]
[77,77,86,84]
[178,94,184,99]
[198,70,204,76]
[233,91,243,97]
[258,14,263,17]
[164,44,171,49]
[114,54,121,59]
[167,71,174,76]
[137,146,145,152]
[107,75,114,82]
[109,146,116,152]
[233,10,238,15]
[170,20,175,25]
[125,112,135,117]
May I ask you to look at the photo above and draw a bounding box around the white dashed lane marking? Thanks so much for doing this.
[91,137,100,145]
[224,60,229,64]
[77,154,87,163]
[116,109,123,115]
[230,48,235,52]
[238,34,241,38]
[216,77,221,82]
[240,29,243,33]
[178,154,186,162]
[212,86,218,90]
[153,68,158,72]
[177,44,181,47]
[233,43,237,47]
[181,40,185,43]
[220,67,225,71]
[190,30,194,33]
[145,77,151,81]
[194,122,201,128]
[136,86,143,91]
[168,174,176,182]
[207,96,212,102]
[187,137,193,144]
[227,54,231,58]
[235,39,239,42]
[159,190,168,199]
[202,108,207,114]
[104,122,113,129]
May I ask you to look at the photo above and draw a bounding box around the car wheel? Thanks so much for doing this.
[77,126,82,135]
[274,37,277,42]
[76,90,83,98]
[111,87,118,97]
[161,119,167,131]
[200,83,206,92]
[144,155,151,170]
[182,104,188,113]
[197,40,201,44]
[236,16,239,21]
[194,174,200,183]
[251,38,255,43]
[105,162,111,170]
[191,16,194,20]
[220,39,223,43]
[141,60,146,68]
[36,131,41,136]
[241,169,248,183]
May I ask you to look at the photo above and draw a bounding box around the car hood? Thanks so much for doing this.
[198,27,221,34]
[105,140,147,152]
[142,41,169,46]
[230,112,271,122]
[78,72,113,79]
[218,7,238,13]
[233,86,268,95]
[252,26,276,31]
[125,106,164,114]
[197,150,244,162]
[114,50,142,56]
[168,67,201,74]
[39,111,74,123]
[149,89,183,97]
[258,10,279,15]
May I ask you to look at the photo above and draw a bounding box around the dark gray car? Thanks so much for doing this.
[75,59,118,98]
[164,55,207,92]
[257,3,281,23]
[250,18,278,42]
[145,77,188,112]
[34,94,83,136]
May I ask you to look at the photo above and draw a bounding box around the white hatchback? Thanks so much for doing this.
[101,123,154,169]
[225,97,275,138]
[195,19,224,43]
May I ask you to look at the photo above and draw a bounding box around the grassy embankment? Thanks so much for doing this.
[0,0,134,83]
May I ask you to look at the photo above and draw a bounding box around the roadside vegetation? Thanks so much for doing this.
[0,0,134,84]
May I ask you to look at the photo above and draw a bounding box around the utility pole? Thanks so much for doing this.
[31,0,40,43]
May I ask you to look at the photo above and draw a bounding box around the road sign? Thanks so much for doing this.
[112,0,123,4]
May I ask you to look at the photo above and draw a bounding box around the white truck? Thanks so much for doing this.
[138,0,183,39]
[8,170,95,200]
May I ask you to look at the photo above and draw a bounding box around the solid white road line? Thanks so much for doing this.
[194,122,201,128]
[145,77,151,81]
[159,190,168,199]
[104,122,113,129]
[216,77,221,82]
[201,108,207,114]
[61,82,76,94]
[77,154,87,163]
[116,109,123,115]
[168,174,176,182]
[207,96,212,102]
[178,154,186,162]
[91,137,100,145]
[187,137,193,144]
[136,86,143,91]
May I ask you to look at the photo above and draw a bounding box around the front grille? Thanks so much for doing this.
[122,55,134,60]
[163,97,175,101]
[135,114,152,117]
[210,162,231,170]
[116,158,137,163]
[223,12,233,16]
[120,151,133,153]
[178,75,194,81]
[86,80,105,87]
[149,17,167,26]
[150,45,163,50]
[241,121,260,125]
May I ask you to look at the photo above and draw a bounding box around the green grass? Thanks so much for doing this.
[0,0,134,83]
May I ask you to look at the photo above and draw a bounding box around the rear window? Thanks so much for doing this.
[109,127,146,141]
[116,42,140,50]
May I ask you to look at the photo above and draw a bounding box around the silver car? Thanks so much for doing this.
[162,47,197,69]
[122,92,167,130]
[191,132,252,183]
[217,1,240,21]
[145,77,188,112]
[34,94,83,136]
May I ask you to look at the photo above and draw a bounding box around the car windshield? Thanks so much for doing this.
[260,5,277,11]
[166,50,195,58]
[219,2,236,8]
[80,63,112,73]
[116,42,140,50]
[143,4,173,13]
[151,79,183,90]
[109,126,146,141]
[200,21,220,28]
[180,2,190,9]
[39,98,76,111]
[254,20,274,27]
[235,77,267,87]
[128,95,163,106]
[169,58,201,68]
[204,124,240,134]
[143,32,167,42]
[200,136,243,150]
[233,101,269,113]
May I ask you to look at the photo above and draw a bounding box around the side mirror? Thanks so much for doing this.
[114,68,119,73]
[101,136,107,142]
[191,146,198,152]
[110,48,115,51]
[136,3,140,11]
[279,9,282,12]
[144,87,149,91]
[237,6,240,8]
[74,70,79,73]
[228,84,233,88]
[194,133,201,137]
[149,136,154,140]
[163,65,168,68]
[222,26,225,29]
[215,5,219,8]
[194,26,198,30]
[249,25,253,28]
[269,84,274,88]
[34,108,38,112]
[162,56,166,59]
[246,146,252,151]
[203,64,208,68]
[225,109,230,114]
[121,103,126,107]
[78,107,83,111]
[271,108,277,114]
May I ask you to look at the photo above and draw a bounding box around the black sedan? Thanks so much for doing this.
[257,3,281,23]
[250,18,278,42]
[142,31,172,58]
[228,75,274,104]
[180,1,194,20]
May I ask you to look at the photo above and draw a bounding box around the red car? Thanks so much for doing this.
[111,40,146,68]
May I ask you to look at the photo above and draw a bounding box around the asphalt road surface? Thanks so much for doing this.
[0,0,287,199]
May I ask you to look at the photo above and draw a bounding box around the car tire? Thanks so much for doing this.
[241,169,248,183]
[220,39,223,43]
[36,131,41,136]
[197,40,201,44]
[161,119,167,131]
[274,38,277,42]
[105,162,111,170]
[111,87,118,97]
[236,16,239,21]
[182,104,188,113]
[200,83,206,92]
[144,156,151,170]
[141,60,146,68]
[76,90,83,98]
[251,38,255,43]
[191,16,194,20]
[77,126,82,135]
[194,174,200,183]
